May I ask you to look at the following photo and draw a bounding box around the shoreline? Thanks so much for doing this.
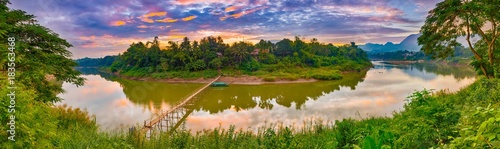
[374,60,470,67]
[378,60,419,65]
[118,74,318,85]
[98,65,373,85]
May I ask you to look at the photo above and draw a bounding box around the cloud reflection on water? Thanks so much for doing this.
[184,65,475,132]
[59,63,475,132]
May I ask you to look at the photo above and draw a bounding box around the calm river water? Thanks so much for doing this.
[58,61,476,132]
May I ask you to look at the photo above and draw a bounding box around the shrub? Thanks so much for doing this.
[263,76,277,82]
[311,72,343,80]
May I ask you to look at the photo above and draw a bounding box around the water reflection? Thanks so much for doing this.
[59,62,476,131]
[183,62,475,132]
[189,71,367,114]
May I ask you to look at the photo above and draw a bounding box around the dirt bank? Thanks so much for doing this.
[120,74,318,85]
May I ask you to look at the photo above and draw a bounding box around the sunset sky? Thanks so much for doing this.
[9,0,441,58]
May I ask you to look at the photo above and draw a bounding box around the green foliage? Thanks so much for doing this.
[447,105,500,148]
[369,50,430,61]
[241,58,260,72]
[106,34,371,80]
[186,59,206,71]
[418,0,500,78]
[263,76,276,82]
[75,56,118,67]
[311,70,343,80]
[334,119,360,148]
[0,2,84,102]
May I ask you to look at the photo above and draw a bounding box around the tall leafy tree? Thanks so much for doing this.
[418,0,500,78]
[0,0,84,102]
[274,38,293,57]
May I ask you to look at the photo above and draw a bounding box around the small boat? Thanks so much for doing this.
[211,82,229,87]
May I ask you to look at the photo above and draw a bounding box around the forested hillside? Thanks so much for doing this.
[368,46,474,62]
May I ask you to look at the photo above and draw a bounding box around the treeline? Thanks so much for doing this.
[368,46,474,61]
[111,36,369,71]
[368,50,429,61]
[100,36,370,79]
[75,55,117,67]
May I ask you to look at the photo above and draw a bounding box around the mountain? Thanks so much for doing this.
[359,34,422,53]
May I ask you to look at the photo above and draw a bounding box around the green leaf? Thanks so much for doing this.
[363,136,377,149]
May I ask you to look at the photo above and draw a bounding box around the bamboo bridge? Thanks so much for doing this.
[140,75,221,135]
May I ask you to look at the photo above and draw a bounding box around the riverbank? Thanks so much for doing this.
[158,76,318,85]
[105,64,371,84]
[377,59,470,66]
[114,72,319,85]
[380,60,420,65]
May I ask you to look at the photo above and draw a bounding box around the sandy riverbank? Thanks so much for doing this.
[125,75,318,85]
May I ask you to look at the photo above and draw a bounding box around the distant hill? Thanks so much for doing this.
[360,34,422,53]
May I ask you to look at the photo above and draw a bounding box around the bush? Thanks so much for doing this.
[151,72,168,79]
[311,72,343,80]
[281,74,299,81]
[263,76,277,82]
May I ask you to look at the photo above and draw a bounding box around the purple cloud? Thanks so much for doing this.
[8,0,441,58]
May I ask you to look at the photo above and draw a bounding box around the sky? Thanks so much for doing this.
[8,0,442,58]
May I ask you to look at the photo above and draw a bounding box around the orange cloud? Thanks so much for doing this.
[167,34,186,39]
[110,21,126,26]
[220,16,229,21]
[182,15,197,21]
[225,5,241,12]
[139,11,167,23]
[231,12,244,18]
[221,6,269,20]
[156,18,178,23]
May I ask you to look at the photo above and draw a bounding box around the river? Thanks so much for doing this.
[58,61,476,132]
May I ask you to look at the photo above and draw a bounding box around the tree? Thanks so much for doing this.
[274,38,293,57]
[228,41,253,64]
[418,0,500,78]
[0,1,84,102]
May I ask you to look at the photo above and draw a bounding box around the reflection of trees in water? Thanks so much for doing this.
[412,63,476,81]
[77,67,203,111]
[76,67,367,114]
[114,78,202,111]
[373,63,476,81]
[75,67,116,81]
[189,70,367,114]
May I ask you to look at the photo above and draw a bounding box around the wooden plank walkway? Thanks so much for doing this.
[141,75,221,133]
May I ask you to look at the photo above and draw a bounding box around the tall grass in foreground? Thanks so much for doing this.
[133,119,391,149]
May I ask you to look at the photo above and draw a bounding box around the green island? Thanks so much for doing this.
[1,0,500,148]
[77,36,372,83]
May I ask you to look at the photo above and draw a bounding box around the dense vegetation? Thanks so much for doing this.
[85,36,372,81]
[368,50,430,61]
[418,0,500,78]
[75,56,117,67]
[369,46,474,65]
